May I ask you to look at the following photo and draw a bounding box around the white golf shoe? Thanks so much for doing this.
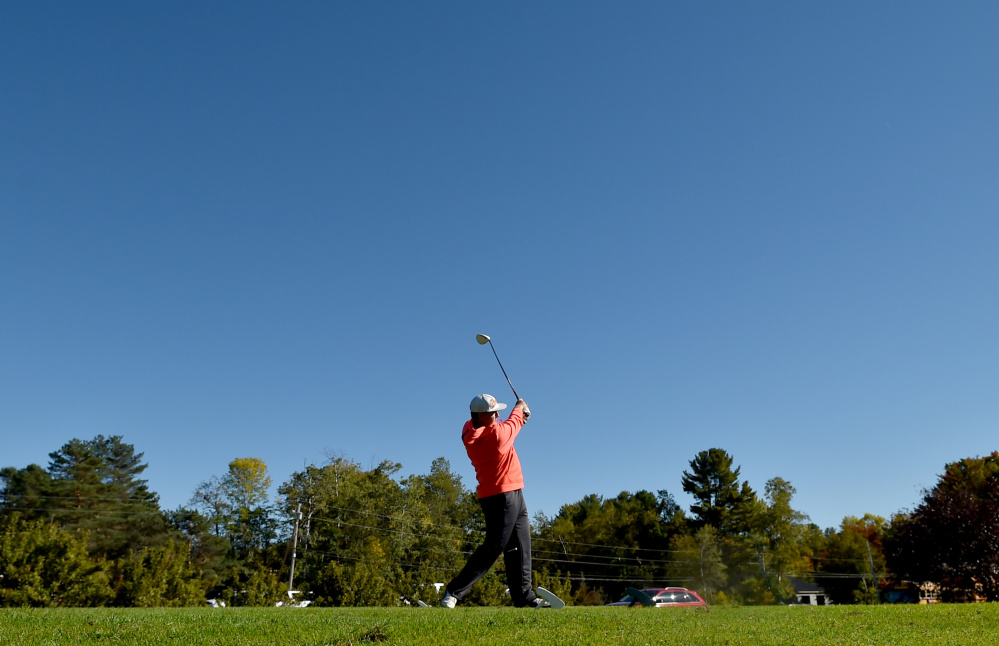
[440,591,457,609]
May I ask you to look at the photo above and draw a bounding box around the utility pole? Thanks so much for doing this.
[865,539,880,604]
[288,502,303,592]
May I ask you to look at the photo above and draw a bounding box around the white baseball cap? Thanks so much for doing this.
[470,394,507,413]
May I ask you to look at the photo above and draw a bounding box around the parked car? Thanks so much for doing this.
[606,587,706,607]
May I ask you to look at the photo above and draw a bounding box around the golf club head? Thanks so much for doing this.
[475,333,491,345]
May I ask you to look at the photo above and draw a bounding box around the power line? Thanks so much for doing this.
[1,506,166,516]
[303,518,882,580]
[532,534,689,554]
[307,504,486,536]
[310,503,695,558]
[1,493,162,503]
[532,547,682,565]
[5,495,890,583]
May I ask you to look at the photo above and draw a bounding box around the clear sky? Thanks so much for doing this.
[2,2,997,532]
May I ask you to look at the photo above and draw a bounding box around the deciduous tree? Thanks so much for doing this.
[192,458,278,554]
[533,489,685,602]
[109,541,206,607]
[815,515,886,604]
[0,513,113,607]
[884,453,999,600]
[754,477,812,602]
[279,457,409,606]
[669,525,727,603]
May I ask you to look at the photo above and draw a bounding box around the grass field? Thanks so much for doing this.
[2,605,998,646]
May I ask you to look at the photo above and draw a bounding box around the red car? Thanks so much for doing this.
[606,587,706,607]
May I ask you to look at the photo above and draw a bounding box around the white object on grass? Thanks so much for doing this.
[535,586,565,609]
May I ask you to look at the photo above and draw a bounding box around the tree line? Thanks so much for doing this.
[3,437,998,606]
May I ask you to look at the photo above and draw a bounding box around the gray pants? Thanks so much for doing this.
[446,489,538,607]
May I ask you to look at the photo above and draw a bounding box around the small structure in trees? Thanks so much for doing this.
[788,577,830,606]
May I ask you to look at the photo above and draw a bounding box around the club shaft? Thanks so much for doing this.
[488,341,519,400]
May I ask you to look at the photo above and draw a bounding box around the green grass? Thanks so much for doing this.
[2,605,998,646]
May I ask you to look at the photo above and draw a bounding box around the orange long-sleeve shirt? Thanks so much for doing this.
[461,407,526,498]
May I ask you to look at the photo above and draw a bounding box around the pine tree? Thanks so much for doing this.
[0,464,54,519]
[45,436,169,558]
[681,448,757,536]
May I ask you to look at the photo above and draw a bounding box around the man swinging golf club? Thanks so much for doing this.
[439,393,547,608]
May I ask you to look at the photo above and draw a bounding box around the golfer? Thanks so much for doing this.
[440,393,546,608]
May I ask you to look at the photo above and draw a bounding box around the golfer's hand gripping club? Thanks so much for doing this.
[516,398,531,421]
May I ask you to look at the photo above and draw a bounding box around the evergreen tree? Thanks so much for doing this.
[47,438,106,528]
[681,448,757,536]
[95,436,168,556]
[0,464,53,519]
[45,436,169,559]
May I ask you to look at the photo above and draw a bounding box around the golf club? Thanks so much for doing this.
[475,333,521,402]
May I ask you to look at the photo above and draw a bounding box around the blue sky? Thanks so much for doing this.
[2,2,997,532]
